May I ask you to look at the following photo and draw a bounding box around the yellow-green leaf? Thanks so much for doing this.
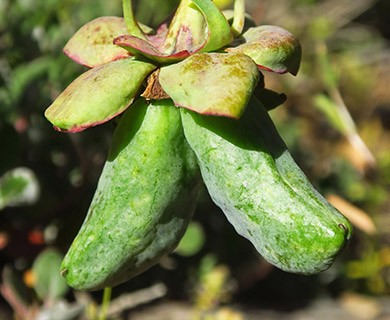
[159,52,260,119]
[32,248,69,301]
[64,17,132,68]
[162,0,206,54]
[45,59,156,132]
[192,0,233,53]
[227,25,302,75]
[114,35,191,64]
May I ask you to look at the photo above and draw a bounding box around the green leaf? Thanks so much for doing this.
[175,221,205,256]
[114,35,191,64]
[162,0,207,54]
[191,0,233,52]
[44,59,156,132]
[226,25,302,75]
[32,248,69,301]
[115,0,232,65]
[7,57,52,104]
[159,52,260,119]
[64,17,132,68]
[115,0,205,64]
[0,167,40,210]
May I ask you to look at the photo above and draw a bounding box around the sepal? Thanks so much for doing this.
[45,59,156,132]
[159,52,261,119]
[226,25,302,75]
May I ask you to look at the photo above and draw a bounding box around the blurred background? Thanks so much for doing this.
[0,0,389,319]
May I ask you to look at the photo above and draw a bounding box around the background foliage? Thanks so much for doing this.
[0,0,389,319]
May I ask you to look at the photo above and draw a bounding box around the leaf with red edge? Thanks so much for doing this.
[115,0,233,65]
[161,0,233,53]
[64,17,132,68]
[226,25,302,75]
[114,35,191,64]
[147,21,169,51]
[44,59,156,132]
[159,52,261,119]
[162,0,207,54]
[115,0,205,64]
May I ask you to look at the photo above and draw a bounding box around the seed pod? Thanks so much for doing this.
[180,97,352,274]
[61,99,200,290]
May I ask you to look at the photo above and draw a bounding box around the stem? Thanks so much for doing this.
[231,0,245,37]
[98,287,112,320]
[316,41,376,170]
[329,84,376,168]
[122,0,146,39]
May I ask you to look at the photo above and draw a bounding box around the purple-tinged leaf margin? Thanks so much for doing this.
[226,25,302,75]
[64,17,132,68]
[159,52,261,119]
[44,59,156,132]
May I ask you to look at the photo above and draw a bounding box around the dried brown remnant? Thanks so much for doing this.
[141,69,170,100]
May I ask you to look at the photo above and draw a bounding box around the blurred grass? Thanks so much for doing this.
[0,0,389,318]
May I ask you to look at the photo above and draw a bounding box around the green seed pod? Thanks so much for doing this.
[180,97,352,275]
[61,99,200,290]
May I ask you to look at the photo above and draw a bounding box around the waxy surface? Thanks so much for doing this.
[45,59,156,132]
[159,52,260,119]
[181,97,352,274]
[61,99,200,290]
[227,25,302,75]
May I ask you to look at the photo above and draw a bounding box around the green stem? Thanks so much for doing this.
[122,0,146,39]
[98,287,112,320]
[231,0,245,37]
[316,41,375,169]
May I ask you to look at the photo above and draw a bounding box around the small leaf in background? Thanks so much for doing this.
[175,221,205,257]
[0,167,40,210]
[7,57,53,105]
[31,248,69,302]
